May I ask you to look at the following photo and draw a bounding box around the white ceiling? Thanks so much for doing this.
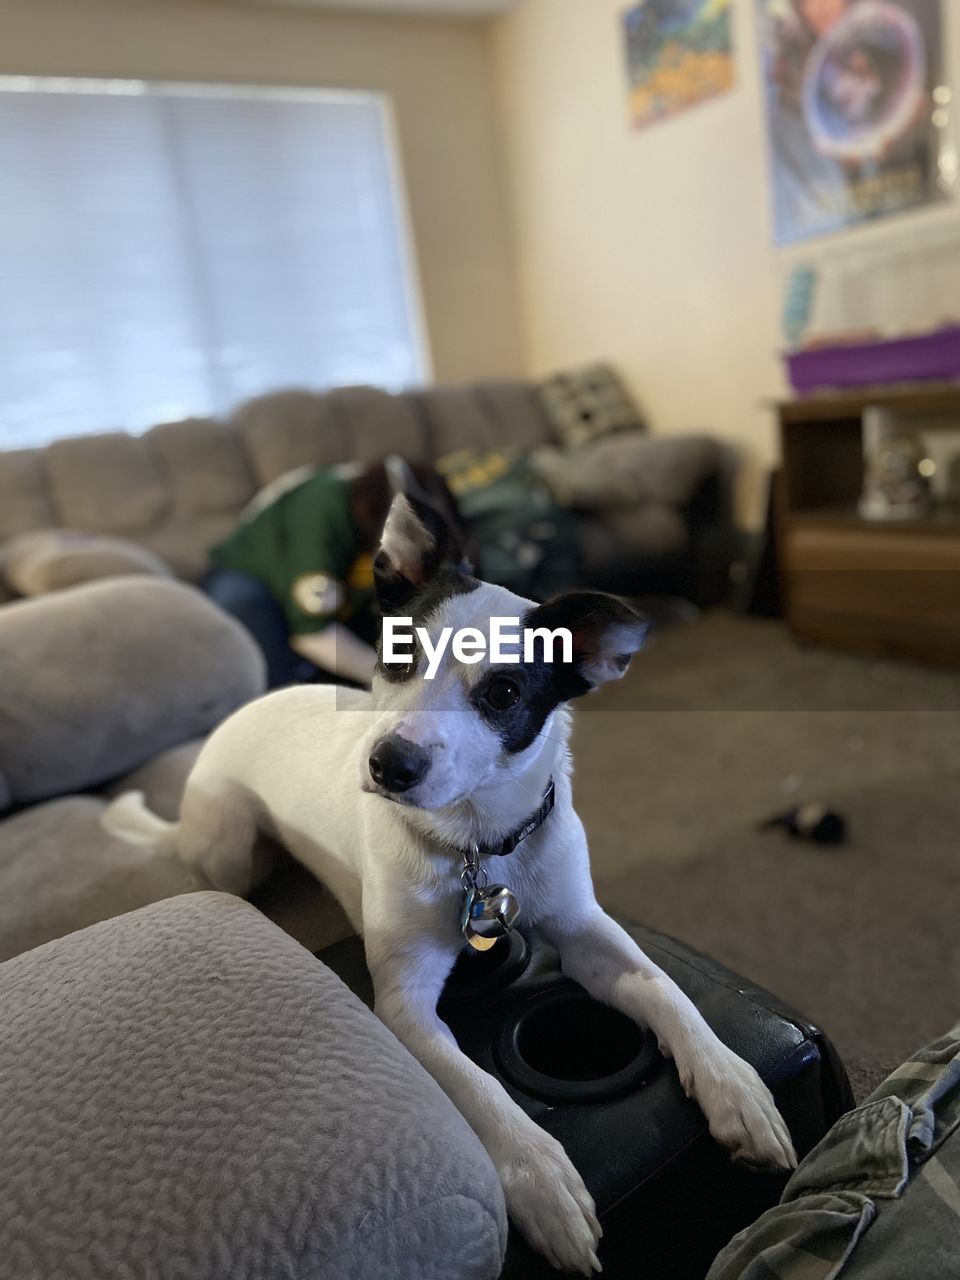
[239,0,517,15]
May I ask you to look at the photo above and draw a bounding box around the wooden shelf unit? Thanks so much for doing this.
[776,382,960,666]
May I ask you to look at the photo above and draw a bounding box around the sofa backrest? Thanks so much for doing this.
[0,381,552,581]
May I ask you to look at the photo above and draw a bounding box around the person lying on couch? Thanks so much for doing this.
[205,456,458,689]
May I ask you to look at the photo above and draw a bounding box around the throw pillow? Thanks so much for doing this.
[538,363,645,448]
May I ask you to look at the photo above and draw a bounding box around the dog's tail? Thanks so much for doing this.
[101,790,179,852]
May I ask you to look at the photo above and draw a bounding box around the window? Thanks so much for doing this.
[0,78,429,448]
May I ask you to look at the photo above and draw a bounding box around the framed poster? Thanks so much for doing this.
[758,0,950,245]
[623,0,735,129]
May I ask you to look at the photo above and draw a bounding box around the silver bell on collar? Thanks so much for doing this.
[460,846,520,952]
[461,883,521,951]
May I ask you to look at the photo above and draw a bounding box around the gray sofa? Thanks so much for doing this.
[0,382,739,607]
[0,377,739,957]
[0,381,738,1277]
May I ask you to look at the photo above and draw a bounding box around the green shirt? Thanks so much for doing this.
[210,470,359,635]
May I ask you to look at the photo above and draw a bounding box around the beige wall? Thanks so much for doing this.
[0,0,522,385]
[7,0,957,516]
[491,0,960,520]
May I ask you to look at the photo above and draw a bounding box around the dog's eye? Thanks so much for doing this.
[381,655,416,682]
[484,678,521,711]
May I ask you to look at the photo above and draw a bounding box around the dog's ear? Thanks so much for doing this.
[374,493,470,613]
[525,591,649,696]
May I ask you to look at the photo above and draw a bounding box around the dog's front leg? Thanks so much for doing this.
[541,904,797,1171]
[364,923,602,1276]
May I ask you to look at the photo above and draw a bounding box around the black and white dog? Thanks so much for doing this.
[105,495,796,1275]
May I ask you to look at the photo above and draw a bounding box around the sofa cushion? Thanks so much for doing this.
[232,389,348,485]
[0,892,507,1280]
[0,795,202,963]
[328,385,427,462]
[103,738,206,820]
[102,741,355,956]
[472,381,553,451]
[146,417,257,516]
[415,386,511,456]
[46,431,169,533]
[0,577,265,808]
[0,744,349,962]
[0,449,54,540]
[576,505,689,575]
[533,433,722,511]
[138,510,245,581]
[2,529,173,596]
[602,503,690,554]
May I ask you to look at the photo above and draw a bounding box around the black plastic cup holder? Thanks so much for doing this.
[440,930,530,1008]
[496,987,659,1104]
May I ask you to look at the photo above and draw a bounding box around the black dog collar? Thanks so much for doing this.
[475,778,556,857]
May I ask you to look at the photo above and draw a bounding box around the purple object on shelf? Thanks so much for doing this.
[786,327,960,394]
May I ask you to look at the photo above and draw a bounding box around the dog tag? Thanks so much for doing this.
[461,883,520,952]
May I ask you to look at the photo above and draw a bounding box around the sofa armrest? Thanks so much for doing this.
[681,442,742,607]
[680,440,739,535]
[0,892,506,1280]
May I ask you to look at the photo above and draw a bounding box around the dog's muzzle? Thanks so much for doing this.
[368,734,430,795]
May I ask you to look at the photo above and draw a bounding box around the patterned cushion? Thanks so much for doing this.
[538,363,645,448]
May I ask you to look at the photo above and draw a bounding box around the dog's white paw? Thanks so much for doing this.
[496,1129,602,1275]
[678,1042,798,1172]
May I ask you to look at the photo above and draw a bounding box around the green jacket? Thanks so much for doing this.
[210,469,363,635]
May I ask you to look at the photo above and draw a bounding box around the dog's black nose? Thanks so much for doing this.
[368,735,430,794]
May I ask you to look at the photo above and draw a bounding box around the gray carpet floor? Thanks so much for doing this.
[572,612,960,1100]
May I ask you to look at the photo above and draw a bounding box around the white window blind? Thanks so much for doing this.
[0,78,428,448]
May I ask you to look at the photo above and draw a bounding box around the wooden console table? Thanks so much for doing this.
[776,382,960,666]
